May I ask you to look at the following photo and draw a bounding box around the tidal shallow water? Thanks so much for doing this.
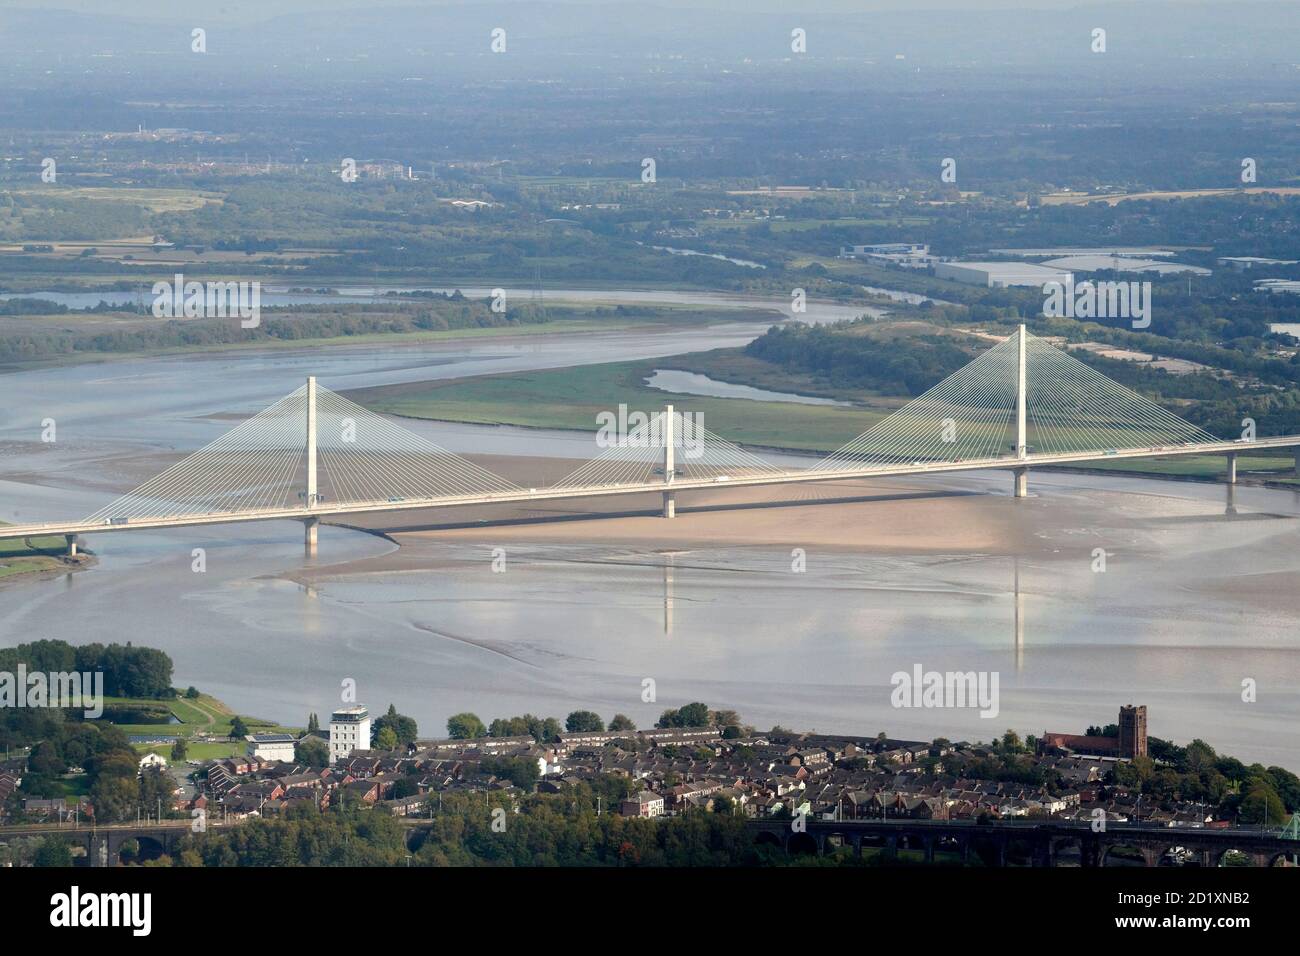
[2,333,1299,766]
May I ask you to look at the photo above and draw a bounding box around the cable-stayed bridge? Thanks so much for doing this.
[4,326,1298,553]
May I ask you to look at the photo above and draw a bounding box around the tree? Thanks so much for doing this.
[677,702,710,727]
[1239,782,1287,826]
[89,775,139,824]
[139,766,172,817]
[609,714,636,732]
[374,726,398,751]
[296,736,329,769]
[184,686,200,699]
[565,710,605,733]
[229,716,249,739]
[447,713,486,740]
[307,713,319,734]
[373,703,418,747]
[1185,739,1217,773]
[33,836,72,868]
[171,738,188,761]
[711,709,741,728]
[657,702,711,728]
[479,756,539,791]
[486,714,559,742]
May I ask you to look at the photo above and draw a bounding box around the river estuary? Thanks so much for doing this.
[2,297,1298,765]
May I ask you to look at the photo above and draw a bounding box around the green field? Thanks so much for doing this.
[99,692,304,756]
[0,524,70,579]
[355,354,1300,485]
[355,357,887,452]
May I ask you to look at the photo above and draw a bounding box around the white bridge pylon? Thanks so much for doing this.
[9,324,1290,551]
[823,325,1219,473]
[83,379,521,525]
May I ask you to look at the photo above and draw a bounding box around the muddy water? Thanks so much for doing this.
[2,332,1299,766]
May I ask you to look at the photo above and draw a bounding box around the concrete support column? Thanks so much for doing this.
[1015,324,1028,460]
[1226,451,1238,485]
[65,534,78,557]
[306,376,318,509]
[304,516,319,556]
[662,404,675,518]
[1294,449,1299,478]
[1014,325,1030,501]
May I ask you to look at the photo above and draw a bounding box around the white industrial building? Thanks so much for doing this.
[934,260,1072,288]
[989,246,1177,259]
[329,706,371,764]
[1257,279,1300,295]
[839,242,932,268]
[245,733,297,763]
[1219,256,1300,271]
[1041,255,1210,276]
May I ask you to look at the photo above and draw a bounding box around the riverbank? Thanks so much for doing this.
[0,529,95,586]
[0,306,763,374]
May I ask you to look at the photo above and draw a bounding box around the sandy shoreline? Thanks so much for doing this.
[292,451,1042,584]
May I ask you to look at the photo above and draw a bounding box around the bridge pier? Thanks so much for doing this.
[304,516,319,556]
[661,403,675,518]
[1013,467,1028,498]
[1226,452,1238,485]
[1013,324,1028,502]
[1033,837,1054,868]
[65,533,78,557]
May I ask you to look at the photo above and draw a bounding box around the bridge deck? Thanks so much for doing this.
[2,436,1296,541]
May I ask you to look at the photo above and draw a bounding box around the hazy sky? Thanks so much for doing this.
[0,0,1270,20]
